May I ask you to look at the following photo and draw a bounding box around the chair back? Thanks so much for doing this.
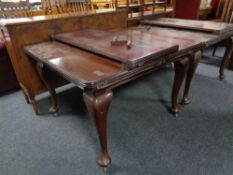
[0,1,32,18]
[173,0,201,19]
[224,0,232,22]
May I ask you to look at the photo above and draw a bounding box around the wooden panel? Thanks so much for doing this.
[0,10,127,97]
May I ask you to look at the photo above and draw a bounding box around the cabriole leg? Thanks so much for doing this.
[36,62,58,115]
[171,58,189,116]
[181,51,202,105]
[83,90,113,168]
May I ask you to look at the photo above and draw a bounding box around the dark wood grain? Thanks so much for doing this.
[53,29,179,68]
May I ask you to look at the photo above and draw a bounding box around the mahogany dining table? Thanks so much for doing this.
[24,28,218,168]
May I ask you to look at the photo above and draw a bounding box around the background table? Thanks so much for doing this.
[141,17,233,79]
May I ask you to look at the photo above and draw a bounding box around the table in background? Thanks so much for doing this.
[141,17,233,79]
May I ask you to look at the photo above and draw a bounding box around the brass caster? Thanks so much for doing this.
[180,98,190,105]
[103,167,108,173]
[98,156,111,174]
[171,108,180,118]
[102,166,111,175]
[98,155,111,168]
[173,113,179,118]
[52,112,59,117]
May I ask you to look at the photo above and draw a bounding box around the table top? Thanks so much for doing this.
[131,25,219,48]
[141,18,233,35]
[52,29,179,68]
[25,41,127,89]
[25,28,210,91]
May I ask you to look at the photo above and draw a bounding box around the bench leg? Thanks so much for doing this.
[36,62,58,115]
[29,95,39,115]
[22,89,31,104]
[19,83,31,104]
[83,90,112,168]
[181,51,202,105]
[171,57,189,116]
[219,38,232,80]
[19,82,40,114]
